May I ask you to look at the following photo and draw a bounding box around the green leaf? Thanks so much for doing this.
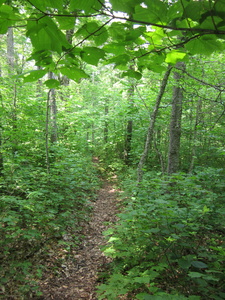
[134,6,151,23]
[60,67,89,82]
[185,35,223,55]
[28,0,63,10]
[70,0,101,13]
[44,79,61,89]
[110,0,142,14]
[184,1,209,22]
[110,0,128,12]
[55,16,76,30]
[76,21,99,38]
[191,261,208,269]
[167,2,184,20]
[108,22,127,41]
[107,54,130,66]
[125,26,146,42]
[23,70,47,83]
[27,16,70,54]
[108,237,120,242]
[28,50,54,66]
[27,0,45,10]
[134,0,167,24]
[134,276,150,284]
[94,27,109,46]
[103,246,116,255]
[122,70,142,80]
[80,47,105,66]
[0,5,16,33]
[202,205,210,214]
[178,258,192,269]
[199,16,224,30]
[103,43,126,55]
[165,51,187,64]
[188,271,203,278]
[214,0,225,13]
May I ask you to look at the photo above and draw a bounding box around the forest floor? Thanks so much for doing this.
[39,174,120,299]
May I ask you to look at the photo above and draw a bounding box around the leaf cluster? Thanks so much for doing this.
[98,169,225,299]
[1,0,225,82]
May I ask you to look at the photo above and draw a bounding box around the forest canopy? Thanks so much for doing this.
[1,0,225,82]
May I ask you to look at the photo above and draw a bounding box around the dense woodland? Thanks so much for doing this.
[1,0,225,299]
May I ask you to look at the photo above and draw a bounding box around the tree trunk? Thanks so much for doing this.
[7,27,15,71]
[104,99,109,144]
[189,97,202,173]
[0,94,3,176]
[60,29,74,87]
[45,90,51,173]
[0,62,3,175]
[48,72,58,144]
[154,129,166,174]
[0,123,3,176]
[137,66,172,182]
[167,61,185,174]
[124,73,135,165]
[7,27,18,156]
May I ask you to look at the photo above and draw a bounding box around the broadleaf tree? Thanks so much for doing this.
[0,0,224,82]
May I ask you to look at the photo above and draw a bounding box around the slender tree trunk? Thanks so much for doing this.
[48,72,58,144]
[7,27,18,156]
[167,61,185,174]
[0,123,3,176]
[7,28,15,70]
[45,90,51,173]
[154,130,165,173]
[104,99,109,144]
[60,29,74,88]
[137,66,172,182]
[36,66,43,99]
[124,72,135,165]
[0,63,3,175]
[189,97,202,173]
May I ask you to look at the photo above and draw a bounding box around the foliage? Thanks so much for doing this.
[0,149,100,298]
[0,0,225,82]
[1,1,225,299]
[98,169,225,299]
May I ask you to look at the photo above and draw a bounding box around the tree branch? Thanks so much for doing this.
[56,18,113,67]
[176,68,225,92]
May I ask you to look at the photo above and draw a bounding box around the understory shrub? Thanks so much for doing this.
[98,168,225,300]
[0,151,99,299]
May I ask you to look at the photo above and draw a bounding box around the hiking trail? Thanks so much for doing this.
[39,174,120,299]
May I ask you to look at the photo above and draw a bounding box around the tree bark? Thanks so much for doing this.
[137,66,172,182]
[45,90,51,173]
[189,97,202,173]
[7,27,15,71]
[0,60,3,175]
[48,72,58,144]
[154,130,166,174]
[7,27,18,156]
[0,89,3,176]
[124,72,135,165]
[167,61,185,174]
[104,99,109,144]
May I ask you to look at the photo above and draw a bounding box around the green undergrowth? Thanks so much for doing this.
[0,151,100,299]
[98,167,225,300]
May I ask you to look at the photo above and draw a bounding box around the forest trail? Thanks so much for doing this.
[40,175,120,299]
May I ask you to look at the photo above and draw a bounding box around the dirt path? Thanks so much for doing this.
[40,178,119,300]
